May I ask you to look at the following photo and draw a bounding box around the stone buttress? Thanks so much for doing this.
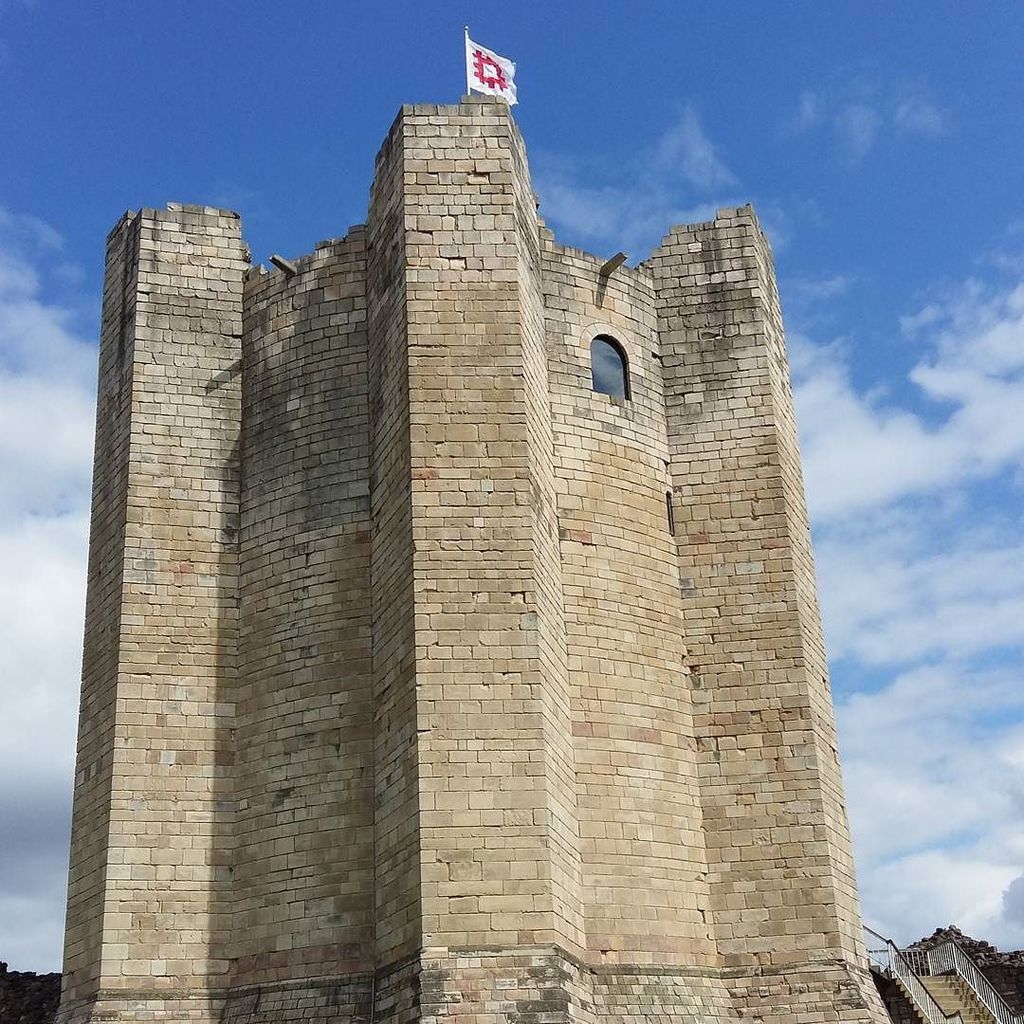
[57,99,888,1024]
[60,204,246,1023]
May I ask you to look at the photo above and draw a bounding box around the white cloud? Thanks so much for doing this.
[840,672,1024,947]
[534,107,741,258]
[864,848,1023,949]
[793,335,959,516]
[793,264,1024,949]
[0,373,93,517]
[0,514,88,785]
[0,513,86,968]
[0,208,95,970]
[840,668,1024,858]
[0,223,95,524]
[792,275,1024,521]
[815,509,1024,666]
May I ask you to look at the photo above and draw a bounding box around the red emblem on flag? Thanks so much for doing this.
[472,49,509,93]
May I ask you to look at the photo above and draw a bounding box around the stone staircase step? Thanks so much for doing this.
[894,977,931,1024]
[918,972,997,1023]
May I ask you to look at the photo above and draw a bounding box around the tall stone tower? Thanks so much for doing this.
[58,98,888,1024]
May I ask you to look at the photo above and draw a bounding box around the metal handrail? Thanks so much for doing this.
[864,925,892,972]
[927,941,1024,1024]
[864,927,964,1024]
[891,941,964,1024]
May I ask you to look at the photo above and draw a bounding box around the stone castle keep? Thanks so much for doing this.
[59,98,889,1023]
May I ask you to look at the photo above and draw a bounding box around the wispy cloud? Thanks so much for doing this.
[533,106,742,258]
[899,302,945,335]
[834,103,883,160]
[795,90,825,131]
[793,85,950,162]
[651,107,737,191]
[784,273,852,314]
[894,96,949,138]
[0,207,62,252]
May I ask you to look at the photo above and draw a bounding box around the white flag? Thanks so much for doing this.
[465,33,517,105]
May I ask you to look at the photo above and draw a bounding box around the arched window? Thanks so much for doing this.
[591,335,630,399]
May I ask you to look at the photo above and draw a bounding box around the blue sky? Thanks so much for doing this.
[2,0,1023,970]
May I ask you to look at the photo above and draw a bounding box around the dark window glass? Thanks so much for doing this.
[591,336,630,399]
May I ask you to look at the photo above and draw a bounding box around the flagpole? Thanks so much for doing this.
[464,26,471,96]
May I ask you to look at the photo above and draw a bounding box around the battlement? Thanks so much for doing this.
[58,99,887,1024]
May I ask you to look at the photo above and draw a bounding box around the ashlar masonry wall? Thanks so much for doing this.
[649,208,883,1020]
[542,238,717,968]
[232,231,374,988]
[59,98,887,1024]
[60,204,247,1023]
[377,100,590,1019]
[61,211,140,1013]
